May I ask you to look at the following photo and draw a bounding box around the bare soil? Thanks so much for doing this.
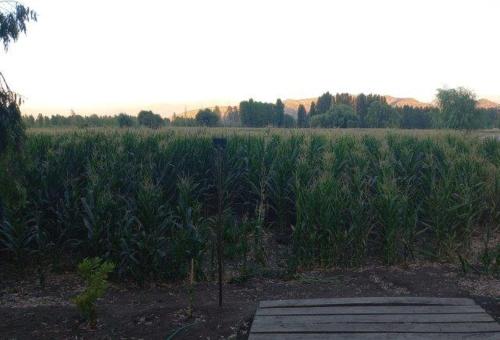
[1,262,499,340]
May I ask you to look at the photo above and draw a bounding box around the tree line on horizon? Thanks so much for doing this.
[22,88,500,130]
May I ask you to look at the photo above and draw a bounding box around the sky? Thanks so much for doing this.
[1,0,500,117]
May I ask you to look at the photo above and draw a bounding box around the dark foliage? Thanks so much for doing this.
[137,110,164,129]
[195,108,219,127]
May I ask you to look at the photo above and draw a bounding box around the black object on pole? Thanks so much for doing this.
[213,137,226,308]
[212,137,227,151]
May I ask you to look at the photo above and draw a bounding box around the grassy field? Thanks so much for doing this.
[1,127,499,282]
[27,126,500,138]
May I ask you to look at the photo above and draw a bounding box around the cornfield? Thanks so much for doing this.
[1,128,499,281]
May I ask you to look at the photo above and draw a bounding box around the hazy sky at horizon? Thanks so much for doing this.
[1,0,500,116]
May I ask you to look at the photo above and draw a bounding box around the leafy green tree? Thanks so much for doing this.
[309,113,329,128]
[355,93,368,127]
[0,1,36,224]
[23,114,35,128]
[195,108,219,126]
[316,92,333,115]
[171,116,198,126]
[365,101,400,128]
[239,99,277,127]
[297,104,307,127]
[275,99,285,127]
[331,104,359,128]
[310,104,358,128]
[362,93,389,127]
[335,93,354,106]
[137,110,163,128]
[117,113,134,128]
[0,76,23,156]
[436,87,478,130]
[476,108,500,129]
[0,1,37,157]
[0,1,36,49]
[35,113,44,127]
[309,101,317,117]
[398,106,433,129]
[24,113,123,128]
[223,106,240,126]
[239,99,254,126]
[366,94,387,106]
[283,114,296,128]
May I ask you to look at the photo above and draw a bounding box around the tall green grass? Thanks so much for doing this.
[0,128,498,280]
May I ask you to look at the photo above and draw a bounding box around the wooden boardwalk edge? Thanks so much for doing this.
[249,334,500,340]
[250,297,500,339]
[259,297,477,308]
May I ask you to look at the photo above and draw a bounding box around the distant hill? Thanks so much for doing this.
[477,98,500,109]
[384,96,432,108]
[175,106,235,119]
[385,96,500,110]
[283,98,316,116]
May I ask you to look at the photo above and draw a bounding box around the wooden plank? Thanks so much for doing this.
[256,305,485,316]
[250,320,500,333]
[259,297,476,308]
[253,313,494,323]
[249,333,500,340]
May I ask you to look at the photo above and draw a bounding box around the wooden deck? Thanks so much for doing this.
[249,297,500,339]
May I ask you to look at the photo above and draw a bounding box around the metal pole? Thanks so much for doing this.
[0,194,4,223]
[212,137,226,308]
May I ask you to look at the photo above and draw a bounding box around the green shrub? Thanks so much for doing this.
[73,257,115,324]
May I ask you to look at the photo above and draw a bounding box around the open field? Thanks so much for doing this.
[26,126,500,138]
[2,127,499,272]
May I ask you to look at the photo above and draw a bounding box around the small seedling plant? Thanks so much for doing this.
[73,257,115,326]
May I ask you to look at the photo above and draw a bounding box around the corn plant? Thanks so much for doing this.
[0,128,497,282]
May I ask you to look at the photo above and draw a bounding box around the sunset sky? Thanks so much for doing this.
[1,0,500,117]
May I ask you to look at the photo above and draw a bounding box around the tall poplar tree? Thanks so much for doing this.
[275,99,285,127]
[316,92,333,114]
[297,104,307,127]
[309,101,317,117]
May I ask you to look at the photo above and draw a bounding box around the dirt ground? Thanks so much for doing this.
[1,262,499,339]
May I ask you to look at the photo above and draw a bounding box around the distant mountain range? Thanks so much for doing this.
[476,98,500,109]
[177,106,234,119]
[173,96,500,119]
[384,96,432,108]
[385,96,500,110]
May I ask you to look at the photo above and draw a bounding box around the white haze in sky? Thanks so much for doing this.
[1,0,499,116]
